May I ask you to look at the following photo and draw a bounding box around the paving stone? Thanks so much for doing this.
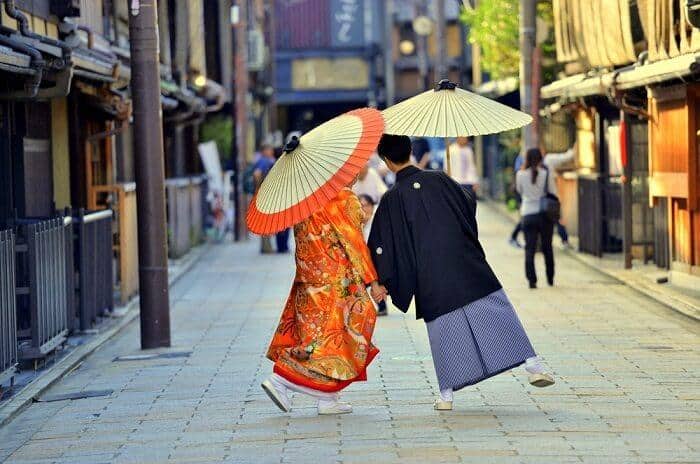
[1,207,698,462]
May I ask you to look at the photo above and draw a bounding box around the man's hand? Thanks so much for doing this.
[369,281,387,303]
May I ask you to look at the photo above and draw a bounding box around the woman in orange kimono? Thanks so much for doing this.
[262,188,382,415]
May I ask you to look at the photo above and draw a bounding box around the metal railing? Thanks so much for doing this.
[88,183,139,305]
[0,230,17,386]
[15,217,71,360]
[73,209,114,331]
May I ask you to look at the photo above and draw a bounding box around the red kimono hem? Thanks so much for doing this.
[273,348,379,393]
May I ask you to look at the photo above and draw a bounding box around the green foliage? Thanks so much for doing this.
[460,0,559,83]
[200,115,233,162]
[460,1,520,79]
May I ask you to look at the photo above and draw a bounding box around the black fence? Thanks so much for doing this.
[578,176,603,256]
[15,217,72,360]
[578,176,623,256]
[0,230,17,387]
[602,180,623,253]
[73,209,114,331]
[654,197,670,269]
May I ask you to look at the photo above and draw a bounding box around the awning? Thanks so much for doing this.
[542,52,700,100]
[614,53,699,89]
[541,73,598,99]
[72,47,117,81]
[474,77,519,98]
[0,45,31,69]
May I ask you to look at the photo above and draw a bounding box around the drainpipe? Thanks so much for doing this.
[0,31,44,98]
[75,24,118,61]
[3,0,73,67]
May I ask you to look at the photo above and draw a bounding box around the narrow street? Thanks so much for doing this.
[1,205,698,464]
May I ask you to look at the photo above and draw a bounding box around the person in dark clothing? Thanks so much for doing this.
[253,143,277,253]
[368,135,554,411]
[510,220,569,249]
[411,137,432,168]
[515,148,556,288]
[273,146,290,253]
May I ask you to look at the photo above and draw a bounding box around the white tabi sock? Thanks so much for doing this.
[440,388,454,402]
[271,373,338,401]
[525,356,546,374]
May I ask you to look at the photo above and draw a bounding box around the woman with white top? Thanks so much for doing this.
[446,137,479,196]
[516,148,557,289]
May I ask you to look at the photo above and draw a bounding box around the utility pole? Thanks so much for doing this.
[383,0,395,106]
[231,0,249,241]
[519,0,536,151]
[268,0,277,131]
[435,0,447,81]
[416,0,430,90]
[620,112,633,269]
[127,0,171,349]
[471,0,484,181]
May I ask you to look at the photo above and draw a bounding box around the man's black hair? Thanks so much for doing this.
[377,134,412,164]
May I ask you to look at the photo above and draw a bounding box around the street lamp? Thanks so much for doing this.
[399,40,416,55]
[193,74,207,88]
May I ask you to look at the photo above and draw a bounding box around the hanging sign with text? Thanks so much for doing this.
[330,0,364,47]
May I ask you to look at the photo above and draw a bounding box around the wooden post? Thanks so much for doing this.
[519,0,536,151]
[445,140,452,177]
[621,112,633,269]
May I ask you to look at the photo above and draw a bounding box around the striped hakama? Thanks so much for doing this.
[426,289,535,391]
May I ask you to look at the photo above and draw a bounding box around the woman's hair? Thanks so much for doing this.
[358,193,376,206]
[523,148,543,184]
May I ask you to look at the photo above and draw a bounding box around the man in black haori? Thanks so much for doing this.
[368,135,554,410]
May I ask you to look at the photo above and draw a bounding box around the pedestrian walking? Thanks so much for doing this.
[369,135,554,412]
[252,142,277,254]
[247,108,386,416]
[516,147,559,289]
[274,145,290,253]
[353,163,388,204]
[510,144,575,249]
[263,188,382,415]
[411,136,432,169]
[445,137,479,197]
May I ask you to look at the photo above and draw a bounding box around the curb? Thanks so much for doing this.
[482,200,700,323]
[0,244,210,427]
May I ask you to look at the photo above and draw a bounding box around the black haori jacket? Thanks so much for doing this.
[368,166,502,322]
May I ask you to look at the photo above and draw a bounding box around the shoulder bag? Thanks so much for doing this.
[539,167,561,222]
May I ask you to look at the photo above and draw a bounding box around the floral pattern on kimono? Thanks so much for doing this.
[266,189,379,392]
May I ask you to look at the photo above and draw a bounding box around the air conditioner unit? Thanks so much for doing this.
[51,0,81,18]
[248,29,265,71]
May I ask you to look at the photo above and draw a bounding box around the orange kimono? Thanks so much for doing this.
[267,189,379,392]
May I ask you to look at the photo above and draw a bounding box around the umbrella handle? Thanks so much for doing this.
[445,140,452,177]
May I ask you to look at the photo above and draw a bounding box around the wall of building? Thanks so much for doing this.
[51,98,71,210]
[648,84,699,273]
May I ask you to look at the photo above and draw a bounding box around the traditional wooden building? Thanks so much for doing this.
[0,0,230,386]
[273,0,385,134]
[391,0,471,100]
[541,0,700,280]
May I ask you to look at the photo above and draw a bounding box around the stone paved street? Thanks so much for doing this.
[1,205,699,464]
